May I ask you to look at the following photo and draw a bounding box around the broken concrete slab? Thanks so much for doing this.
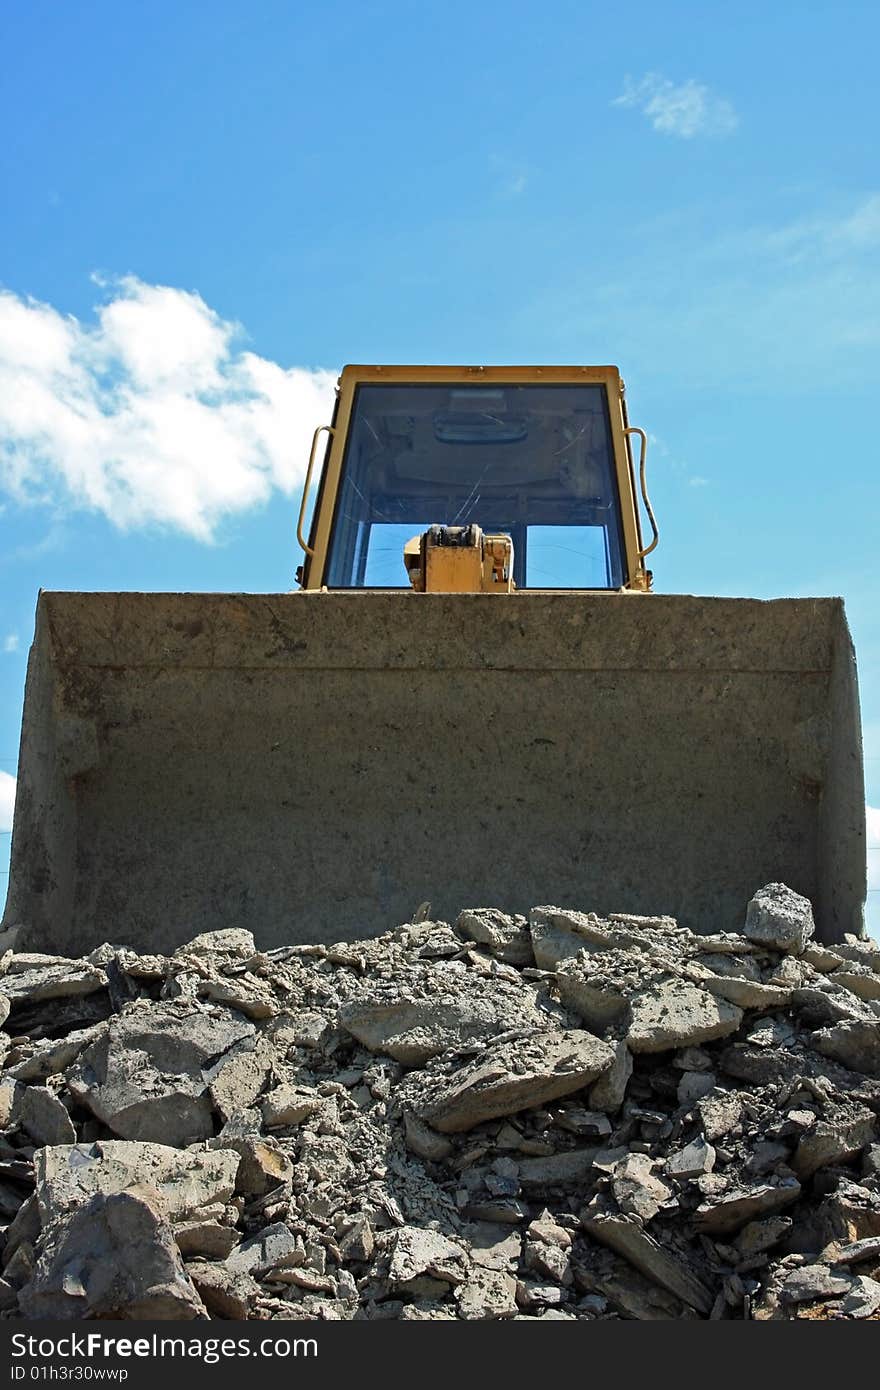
[574,1251,693,1320]
[554,954,636,1031]
[4,1023,108,1084]
[516,1150,598,1188]
[791,1106,876,1180]
[792,982,877,1028]
[197,974,279,1020]
[697,1093,744,1142]
[455,910,534,967]
[528,907,613,970]
[701,975,793,1011]
[173,1220,240,1260]
[1,960,108,1005]
[226,1222,302,1277]
[338,974,554,1067]
[260,1084,322,1128]
[678,1071,717,1107]
[338,1215,374,1263]
[555,948,743,1054]
[735,1216,793,1258]
[780,1264,853,1304]
[835,936,880,972]
[413,1031,614,1134]
[628,980,742,1054]
[205,1035,274,1122]
[829,964,880,1002]
[552,1106,611,1139]
[387,1227,468,1286]
[523,1236,571,1284]
[694,1180,802,1235]
[174,929,257,958]
[34,1142,240,1223]
[2,1194,41,1268]
[581,1201,713,1314]
[66,1002,254,1145]
[826,1236,880,1267]
[811,1019,880,1078]
[838,1275,880,1318]
[221,1136,293,1198]
[403,1112,454,1162]
[0,1078,19,1127]
[526,1212,572,1249]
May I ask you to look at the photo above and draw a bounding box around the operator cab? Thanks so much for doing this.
[297,365,656,592]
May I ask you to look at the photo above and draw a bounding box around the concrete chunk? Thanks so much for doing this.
[811,1020,880,1078]
[611,1153,675,1222]
[839,1276,880,1318]
[339,975,550,1066]
[780,1264,852,1304]
[744,882,815,954]
[19,1188,206,1320]
[66,1002,254,1146]
[694,1180,801,1235]
[1,961,107,1005]
[35,1142,240,1223]
[175,929,256,957]
[418,1030,614,1134]
[528,907,614,970]
[791,1106,876,1180]
[581,1202,713,1314]
[456,1267,518,1319]
[456,909,534,966]
[226,1222,302,1277]
[666,1137,716,1180]
[628,980,742,1054]
[18,1086,76,1146]
[588,1039,632,1113]
[388,1227,468,1286]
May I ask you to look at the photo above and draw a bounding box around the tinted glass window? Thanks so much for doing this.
[326,382,625,588]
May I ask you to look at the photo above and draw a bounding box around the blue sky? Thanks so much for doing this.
[1,0,878,932]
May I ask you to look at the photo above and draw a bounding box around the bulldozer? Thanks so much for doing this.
[2,364,867,955]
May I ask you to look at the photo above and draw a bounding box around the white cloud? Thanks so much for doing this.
[0,772,14,832]
[757,195,880,267]
[2,634,19,653]
[614,73,738,139]
[0,278,338,540]
[868,804,880,848]
[530,193,880,391]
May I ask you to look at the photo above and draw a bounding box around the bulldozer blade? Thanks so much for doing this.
[2,591,866,954]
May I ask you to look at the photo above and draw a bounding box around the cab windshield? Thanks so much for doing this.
[325,381,626,588]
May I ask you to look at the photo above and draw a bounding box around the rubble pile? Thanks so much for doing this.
[0,883,879,1321]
